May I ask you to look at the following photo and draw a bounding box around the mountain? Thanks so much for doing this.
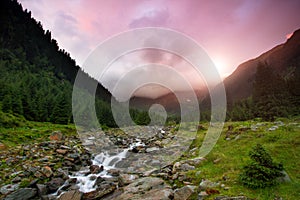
[130,89,207,115]
[224,29,300,103]
[0,0,156,128]
[0,0,114,126]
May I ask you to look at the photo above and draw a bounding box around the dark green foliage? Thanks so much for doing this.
[0,110,25,128]
[51,92,71,124]
[239,144,284,188]
[227,98,254,121]
[252,62,293,121]
[0,0,155,127]
[133,110,151,125]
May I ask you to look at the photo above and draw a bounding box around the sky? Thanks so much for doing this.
[19,0,300,98]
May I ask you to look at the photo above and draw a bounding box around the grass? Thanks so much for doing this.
[0,117,299,199]
[0,121,77,147]
[183,118,300,199]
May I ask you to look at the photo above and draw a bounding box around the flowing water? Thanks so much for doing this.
[69,140,145,193]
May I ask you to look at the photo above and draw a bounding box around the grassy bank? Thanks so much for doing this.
[184,118,300,199]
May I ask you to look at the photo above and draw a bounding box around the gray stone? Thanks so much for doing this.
[11,176,22,183]
[36,184,48,196]
[4,188,37,200]
[0,184,20,195]
[277,170,291,183]
[57,190,82,200]
[83,182,116,199]
[199,179,218,190]
[111,177,173,200]
[174,185,196,200]
[119,174,139,186]
[198,191,208,200]
[46,178,65,193]
[173,162,195,173]
[146,147,160,153]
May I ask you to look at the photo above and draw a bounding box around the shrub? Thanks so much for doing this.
[239,144,284,188]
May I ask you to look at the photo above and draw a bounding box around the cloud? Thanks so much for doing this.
[129,8,170,28]
[18,0,300,98]
[54,11,78,36]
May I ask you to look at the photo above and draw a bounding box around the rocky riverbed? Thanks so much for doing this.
[0,126,254,200]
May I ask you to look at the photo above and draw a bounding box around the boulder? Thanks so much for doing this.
[83,182,116,200]
[4,188,37,200]
[49,131,63,141]
[174,185,196,200]
[89,165,103,174]
[41,166,53,178]
[46,178,65,193]
[119,174,139,186]
[36,184,48,196]
[56,149,68,155]
[0,184,19,195]
[112,177,173,200]
[58,190,82,200]
[199,179,219,190]
[172,162,195,173]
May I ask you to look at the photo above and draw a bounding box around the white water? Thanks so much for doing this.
[70,140,145,193]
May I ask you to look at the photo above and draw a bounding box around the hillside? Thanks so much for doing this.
[0,0,121,127]
[224,29,300,103]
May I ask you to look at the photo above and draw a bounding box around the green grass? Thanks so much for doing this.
[0,121,77,147]
[183,118,300,199]
[0,117,299,199]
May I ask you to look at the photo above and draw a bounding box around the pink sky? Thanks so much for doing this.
[19,0,300,97]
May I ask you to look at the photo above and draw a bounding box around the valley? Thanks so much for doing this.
[0,118,299,199]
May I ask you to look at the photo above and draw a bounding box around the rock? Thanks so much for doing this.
[146,147,160,153]
[184,157,206,166]
[107,168,120,176]
[0,184,19,195]
[41,166,53,178]
[143,168,160,177]
[4,188,37,200]
[49,131,63,141]
[28,179,39,188]
[213,158,222,164]
[113,177,173,200]
[34,171,44,178]
[83,182,116,200]
[0,142,6,150]
[119,174,139,186]
[124,177,164,193]
[56,149,68,155]
[11,176,22,183]
[174,185,196,200]
[173,162,195,173]
[46,178,65,193]
[93,176,105,187]
[36,184,48,196]
[58,190,82,200]
[198,191,208,200]
[131,146,145,153]
[199,179,218,190]
[277,170,291,183]
[141,188,173,200]
[268,126,278,131]
[89,165,103,174]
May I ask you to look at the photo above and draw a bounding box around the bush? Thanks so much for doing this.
[239,144,284,188]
